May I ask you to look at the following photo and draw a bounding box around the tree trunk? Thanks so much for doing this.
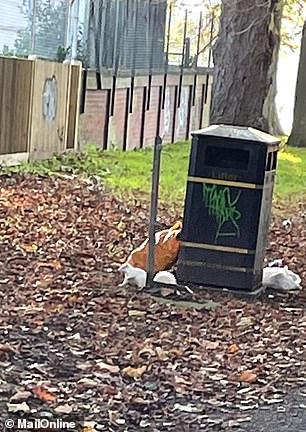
[287,21,306,147]
[262,3,284,135]
[210,0,281,132]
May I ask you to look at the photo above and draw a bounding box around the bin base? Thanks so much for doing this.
[145,281,265,298]
[190,283,265,298]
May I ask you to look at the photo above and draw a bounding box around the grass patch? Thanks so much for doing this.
[275,147,306,201]
[3,143,190,207]
[3,142,306,208]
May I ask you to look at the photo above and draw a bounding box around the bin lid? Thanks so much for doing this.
[192,124,280,145]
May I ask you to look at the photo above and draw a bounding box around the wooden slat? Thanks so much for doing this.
[66,62,82,149]
[0,57,33,155]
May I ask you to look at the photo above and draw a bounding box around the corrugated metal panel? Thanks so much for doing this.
[118,0,166,71]
[87,0,166,72]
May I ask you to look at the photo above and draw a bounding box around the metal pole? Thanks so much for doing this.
[71,0,80,61]
[192,11,202,107]
[113,0,120,72]
[165,2,172,67]
[162,2,172,108]
[66,0,72,50]
[208,11,214,68]
[147,136,163,288]
[204,10,215,108]
[196,11,203,68]
[129,0,139,113]
[30,0,37,54]
[177,8,188,107]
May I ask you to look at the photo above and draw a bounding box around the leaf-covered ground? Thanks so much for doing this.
[0,173,305,431]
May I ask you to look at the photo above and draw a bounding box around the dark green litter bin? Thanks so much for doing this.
[176,125,280,293]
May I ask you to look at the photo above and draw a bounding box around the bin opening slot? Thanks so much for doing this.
[205,146,250,170]
[266,151,277,171]
[272,152,277,170]
[266,152,272,171]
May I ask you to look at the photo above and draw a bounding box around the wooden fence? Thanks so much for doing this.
[0,57,82,164]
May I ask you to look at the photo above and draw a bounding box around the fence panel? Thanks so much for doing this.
[0,56,82,163]
[0,57,33,157]
[29,60,70,160]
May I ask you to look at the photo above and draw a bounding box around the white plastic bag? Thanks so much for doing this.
[118,263,177,289]
[262,266,301,291]
[153,271,177,285]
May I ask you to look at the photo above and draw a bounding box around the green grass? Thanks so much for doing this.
[275,147,306,201]
[3,143,190,206]
[3,141,306,208]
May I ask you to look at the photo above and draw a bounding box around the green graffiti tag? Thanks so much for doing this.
[202,184,242,243]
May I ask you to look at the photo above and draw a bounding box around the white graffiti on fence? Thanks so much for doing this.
[163,87,171,136]
[42,76,58,122]
[177,86,189,134]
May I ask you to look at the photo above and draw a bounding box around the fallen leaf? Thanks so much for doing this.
[82,422,96,432]
[36,260,62,270]
[20,243,38,253]
[31,385,56,402]
[0,343,19,355]
[175,376,193,386]
[108,410,120,424]
[131,396,151,405]
[202,340,219,350]
[173,403,201,413]
[140,420,151,428]
[98,330,109,338]
[128,310,146,317]
[54,404,73,414]
[10,391,32,403]
[77,378,98,388]
[7,402,30,413]
[155,347,170,361]
[228,344,239,354]
[83,427,95,432]
[116,419,126,425]
[237,317,252,326]
[36,273,54,287]
[239,370,258,383]
[96,360,119,373]
[228,417,252,427]
[122,365,147,379]
[138,344,156,359]
[169,348,184,357]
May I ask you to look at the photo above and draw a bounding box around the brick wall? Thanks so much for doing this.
[79,71,212,150]
[80,90,107,147]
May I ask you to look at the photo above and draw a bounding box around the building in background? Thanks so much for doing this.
[0,0,69,59]
[0,1,27,50]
